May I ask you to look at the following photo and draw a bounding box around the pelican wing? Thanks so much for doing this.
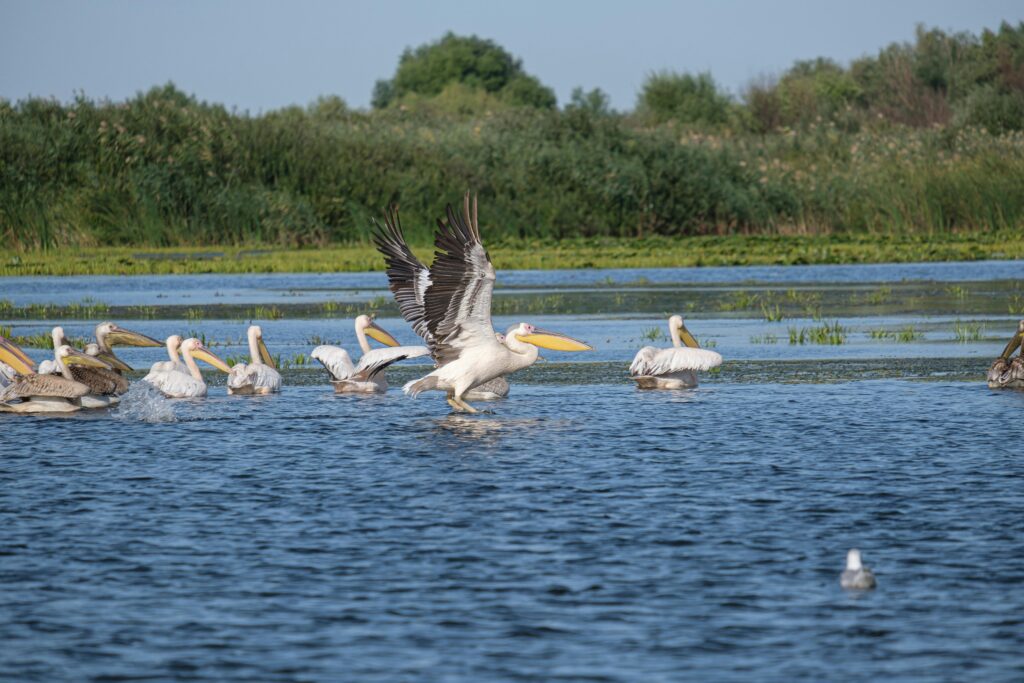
[311,345,355,381]
[69,366,129,396]
[372,207,435,345]
[143,369,206,398]
[423,194,497,365]
[1,373,91,400]
[630,346,723,377]
[227,362,282,392]
[353,345,430,379]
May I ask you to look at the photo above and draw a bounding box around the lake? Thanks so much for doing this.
[2,261,1023,681]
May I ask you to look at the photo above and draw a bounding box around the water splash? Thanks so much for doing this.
[114,381,176,423]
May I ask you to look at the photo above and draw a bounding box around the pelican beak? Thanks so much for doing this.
[63,347,112,369]
[106,325,162,348]
[97,350,134,372]
[516,328,593,352]
[366,320,400,347]
[0,336,36,374]
[192,344,232,373]
[677,322,701,349]
[1000,331,1023,360]
[257,336,276,368]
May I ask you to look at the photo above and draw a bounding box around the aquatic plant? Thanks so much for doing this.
[953,320,984,342]
[750,334,779,344]
[640,327,666,342]
[760,301,784,322]
[945,285,969,300]
[788,320,847,345]
[248,305,284,320]
[869,326,923,342]
[864,286,893,305]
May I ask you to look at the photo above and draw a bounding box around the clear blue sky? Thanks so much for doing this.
[1,0,1021,112]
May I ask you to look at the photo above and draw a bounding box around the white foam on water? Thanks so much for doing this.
[114,381,177,423]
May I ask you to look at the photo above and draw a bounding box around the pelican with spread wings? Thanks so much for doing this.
[373,193,592,413]
[311,315,429,394]
[630,315,723,389]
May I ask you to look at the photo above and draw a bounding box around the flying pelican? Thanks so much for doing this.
[0,337,113,413]
[840,548,877,590]
[227,325,282,395]
[373,207,514,402]
[630,315,723,389]
[143,337,231,398]
[311,315,429,393]
[373,193,592,413]
[988,320,1024,389]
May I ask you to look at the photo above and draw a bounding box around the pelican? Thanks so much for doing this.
[227,325,282,395]
[0,337,113,413]
[90,321,162,371]
[143,337,231,398]
[988,320,1024,389]
[311,315,429,393]
[373,206,518,403]
[630,315,722,389]
[373,193,591,413]
[37,326,130,404]
[148,335,186,376]
[840,549,877,590]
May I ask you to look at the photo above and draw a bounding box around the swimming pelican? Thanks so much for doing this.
[89,321,162,371]
[143,337,231,398]
[840,548,877,590]
[148,335,186,376]
[373,193,592,413]
[988,320,1024,389]
[0,338,112,413]
[311,315,429,393]
[373,207,520,403]
[630,315,723,389]
[227,325,282,395]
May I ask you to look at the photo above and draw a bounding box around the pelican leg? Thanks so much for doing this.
[454,397,479,414]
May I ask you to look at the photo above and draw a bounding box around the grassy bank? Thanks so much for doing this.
[4,232,1023,277]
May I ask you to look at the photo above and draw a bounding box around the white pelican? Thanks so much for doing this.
[840,549,877,590]
[88,321,162,371]
[988,320,1024,389]
[227,325,282,395]
[373,207,517,403]
[148,335,186,376]
[311,315,429,393]
[0,338,113,413]
[373,193,591,413]
[630,315,722,389]
[143,337,231,398]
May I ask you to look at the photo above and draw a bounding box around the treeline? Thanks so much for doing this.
[1,24,1023,250]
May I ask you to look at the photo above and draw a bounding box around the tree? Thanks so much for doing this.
[636,71,731,126]
[372,32,556,109]
[566,87,612,116]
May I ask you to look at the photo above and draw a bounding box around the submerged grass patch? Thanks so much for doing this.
[869,326,923,342]
[953,320,984,342]
[788,320,848,345]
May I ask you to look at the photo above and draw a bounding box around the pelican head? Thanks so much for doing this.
[57,344,111,369]
[167,335,184,354]
[51,326,68,350]
[356,314,400,347]
[97,321,162,348]
[0,336,36,374]
[669,315,700,349]
[247,325,276,367]
[846,548,863,571]
[181,338,232,372]
[511,323,592,352]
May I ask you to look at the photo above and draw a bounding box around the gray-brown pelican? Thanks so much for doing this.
[89,321,162,371]
[840,549,877,590]
[373,207,518,403]
[0,338,113,413]
[373,193,591,413]
[988,320,1024,389]
[311,315,429,393]
[228,325,282,395]
[630,315,723,389]
[143,338,231,398]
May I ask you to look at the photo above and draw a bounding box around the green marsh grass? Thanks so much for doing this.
[788,321,847,345]
[953,320,984,343]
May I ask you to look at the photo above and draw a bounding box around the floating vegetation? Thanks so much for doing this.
[750,334,779,344]
[864,286,893,305]
[0,298,111,320]
[640,326,666,342]
[760,301,784,322]
[247,305,284,320]
[869,326,923,343]
[788,321,847,345]
[953,320,984,342]
[946,285,969,300]
[701,339,718,349]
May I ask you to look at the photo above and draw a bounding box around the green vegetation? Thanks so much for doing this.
[953,319,984,342]
[869,325,924,342]
[640,326,667,342]
[750,334,779,344]
[788,321,848,345]
[1,24,1023,266]
[0,325,90,350]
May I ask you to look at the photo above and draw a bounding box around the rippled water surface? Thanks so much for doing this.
[2,262,1024,681]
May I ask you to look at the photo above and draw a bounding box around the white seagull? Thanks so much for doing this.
[630,315,722,389]
[373,192,592,413]
[227,325,282,395]
[311,315,429,393]
[840,549,877,590]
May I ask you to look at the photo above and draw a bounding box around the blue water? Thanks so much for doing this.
[2,381,1023,681]
[2,264,1023,681]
